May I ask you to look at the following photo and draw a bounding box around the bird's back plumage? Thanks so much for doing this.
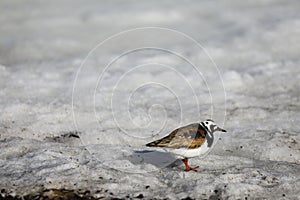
[146,123,207,149]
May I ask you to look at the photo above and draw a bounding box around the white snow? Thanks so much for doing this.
[0,0,300,199]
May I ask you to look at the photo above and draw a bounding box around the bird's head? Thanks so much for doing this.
[202,119,227,134]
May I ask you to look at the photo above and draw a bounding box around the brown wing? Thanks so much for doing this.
[146,123,207,149]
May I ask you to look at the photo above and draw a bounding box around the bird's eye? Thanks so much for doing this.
[205,122,208,124]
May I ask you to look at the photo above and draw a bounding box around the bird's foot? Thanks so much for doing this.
[182,158,199,172]
[185,166,199,172]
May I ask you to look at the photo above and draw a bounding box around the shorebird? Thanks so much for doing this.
[146,119,226,171]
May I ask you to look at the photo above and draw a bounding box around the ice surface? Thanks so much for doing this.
[1,0,300,199]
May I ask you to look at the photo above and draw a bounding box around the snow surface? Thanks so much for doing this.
[0,0,300,199]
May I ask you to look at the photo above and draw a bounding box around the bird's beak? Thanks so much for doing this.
[217,127,227,132]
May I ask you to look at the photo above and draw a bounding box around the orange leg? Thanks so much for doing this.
[182,158,199,172]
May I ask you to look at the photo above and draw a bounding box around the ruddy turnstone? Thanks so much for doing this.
[146,119,226,172]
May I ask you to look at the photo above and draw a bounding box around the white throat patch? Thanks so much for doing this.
[207,131,212,138]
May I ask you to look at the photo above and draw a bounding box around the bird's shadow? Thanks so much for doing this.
[128,150,182,169]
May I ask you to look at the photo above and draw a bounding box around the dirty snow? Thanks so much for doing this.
[0,0,300,199]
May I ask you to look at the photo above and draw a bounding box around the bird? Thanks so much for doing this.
[146,119,226,172]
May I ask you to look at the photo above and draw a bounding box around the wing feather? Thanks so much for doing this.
[146,123,207,149]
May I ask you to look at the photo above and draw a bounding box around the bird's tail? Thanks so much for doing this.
[146,141,156,147]
[146,138,165,147]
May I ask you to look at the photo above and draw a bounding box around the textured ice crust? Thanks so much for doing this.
[1,0,300,199]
